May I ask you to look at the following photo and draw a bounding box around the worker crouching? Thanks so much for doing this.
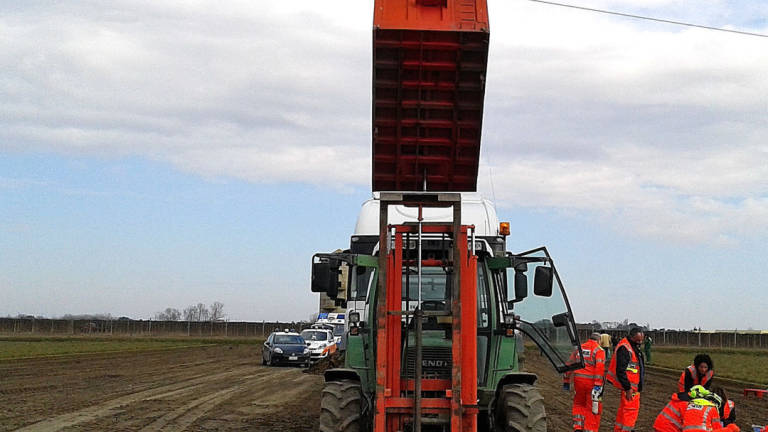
[653,385,708,432]
[679,354,714,392]
[682,392,739,432]
[564,333,606,432]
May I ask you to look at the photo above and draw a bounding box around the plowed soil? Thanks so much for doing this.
[2,344,766,431]
[0,345,321,431]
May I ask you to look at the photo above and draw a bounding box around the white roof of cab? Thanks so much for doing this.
[353,192,500,237]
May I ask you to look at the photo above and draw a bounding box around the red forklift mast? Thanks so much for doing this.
[375,192,477,432]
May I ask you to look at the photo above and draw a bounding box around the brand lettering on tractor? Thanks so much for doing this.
[423,359,448,368]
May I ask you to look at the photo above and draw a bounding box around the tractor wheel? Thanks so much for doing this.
[319,379,363,432]
[496,383,547,432]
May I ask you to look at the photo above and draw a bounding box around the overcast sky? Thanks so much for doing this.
[1,1,766,329]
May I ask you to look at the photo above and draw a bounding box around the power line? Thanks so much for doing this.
[526,0,768,39]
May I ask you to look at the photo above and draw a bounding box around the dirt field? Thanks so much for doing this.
[0,344,321,431]
[2,344,766,431]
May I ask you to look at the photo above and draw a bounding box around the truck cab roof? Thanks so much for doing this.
[353,192,501,237]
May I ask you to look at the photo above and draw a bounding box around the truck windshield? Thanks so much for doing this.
[332,324,344,336]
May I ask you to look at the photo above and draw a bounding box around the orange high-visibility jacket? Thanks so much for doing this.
[653,392,689,432]
[682,400,736,432]
[564,339,605,386]
[678,364,714,392]
[607,338,640,391]
[721,400,735,426]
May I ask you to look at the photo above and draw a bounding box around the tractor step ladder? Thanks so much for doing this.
[375,192,478,432]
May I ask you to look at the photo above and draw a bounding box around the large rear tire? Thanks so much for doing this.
[319,379,363,432]
[497,383,547,432]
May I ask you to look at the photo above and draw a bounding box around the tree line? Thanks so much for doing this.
[154,301,225,322]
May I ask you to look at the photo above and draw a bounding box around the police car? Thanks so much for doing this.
[300,328,337,362]
[262,330,310,367]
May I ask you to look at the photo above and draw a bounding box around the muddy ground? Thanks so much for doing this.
[1,345,766,431]
[0,345,321,431]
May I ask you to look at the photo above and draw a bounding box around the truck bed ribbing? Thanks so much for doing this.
[372,0,489,192]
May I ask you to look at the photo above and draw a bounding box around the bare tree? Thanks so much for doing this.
[209,302,225,322]
[154,308,181,321]
[195,303,209,321]
[183,305,196,321]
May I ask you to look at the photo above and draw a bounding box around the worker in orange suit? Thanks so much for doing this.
[563,332,606,432]
[681,392,740,432]
[606,327,645,432]
[678,354,714,392]
[652,385,709,432]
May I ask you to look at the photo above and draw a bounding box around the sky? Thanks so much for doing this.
[1,0,766,330]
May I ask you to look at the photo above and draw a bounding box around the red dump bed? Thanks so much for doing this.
[372,0,489,192]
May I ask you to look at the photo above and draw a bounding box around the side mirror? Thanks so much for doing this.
[311,260,340,298]
[552,312,577,342]
[311,262,331,293]
[533,266,553,297]
[514,270,528,301]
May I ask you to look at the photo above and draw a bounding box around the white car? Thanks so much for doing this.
[300,328,337,362]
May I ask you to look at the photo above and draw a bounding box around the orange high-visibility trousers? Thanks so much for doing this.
[572,379,602,431]
[614,391,640,432]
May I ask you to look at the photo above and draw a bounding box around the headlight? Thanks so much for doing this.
[504,313,515,325]
[273,347,283,354]
[303,348,309,354]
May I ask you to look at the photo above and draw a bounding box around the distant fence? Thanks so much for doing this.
[577,328,768,350]
[0,318,312,338]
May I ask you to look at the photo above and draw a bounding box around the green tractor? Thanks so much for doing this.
[311,192,583,432]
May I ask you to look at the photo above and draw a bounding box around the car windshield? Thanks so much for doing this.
[274,335,303,344]
[300,330,328,341]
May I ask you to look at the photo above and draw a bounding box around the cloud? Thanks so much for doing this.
[1,1,766,243]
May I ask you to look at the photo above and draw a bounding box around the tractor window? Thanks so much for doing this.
[350,266,374,301]
[402,267,449,302]
[477,264,489,328]
[506,248,582,373]
[477,262,491,386]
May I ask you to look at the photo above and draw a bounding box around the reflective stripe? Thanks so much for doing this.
[615,422,634,431]
[682,425,707,431]
[660,411,682,428]
[667,404,681,417]
[574,373,604,380]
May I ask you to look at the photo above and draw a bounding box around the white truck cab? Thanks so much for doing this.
[346,192,506,325]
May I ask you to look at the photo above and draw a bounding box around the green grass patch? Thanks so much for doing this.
[0,336,264,360]
[650,347,768,385]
